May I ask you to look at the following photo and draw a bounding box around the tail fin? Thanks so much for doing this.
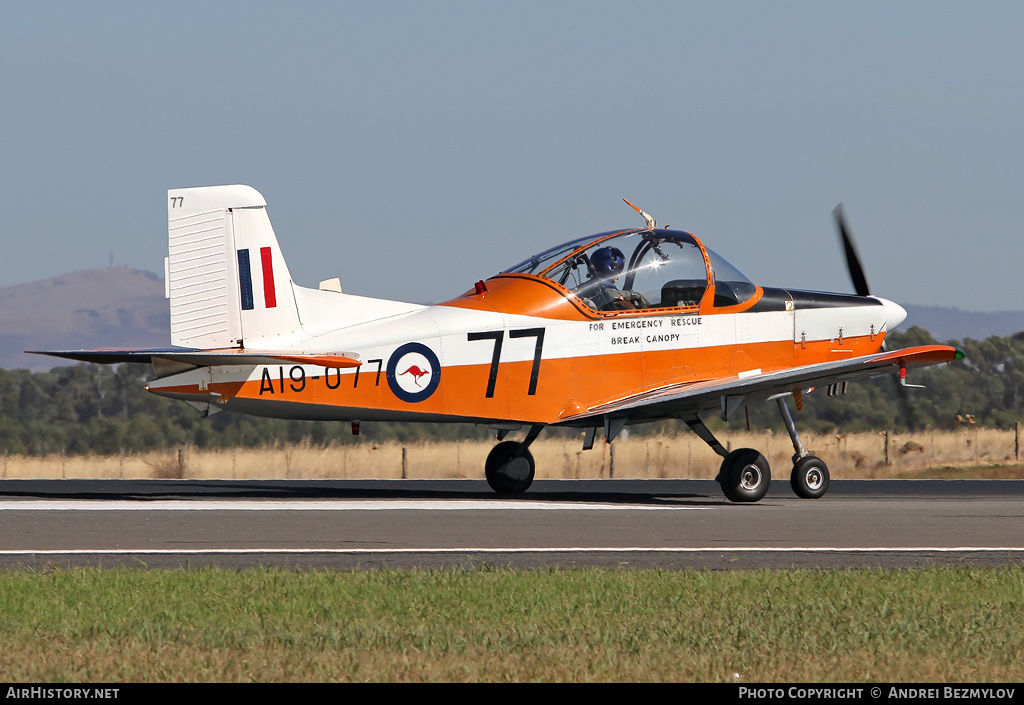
[166,185,302,349]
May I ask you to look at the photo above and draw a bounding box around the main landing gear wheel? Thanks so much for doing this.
[791,455,830,499]
[485,441,536,494]
[719,448,771,503]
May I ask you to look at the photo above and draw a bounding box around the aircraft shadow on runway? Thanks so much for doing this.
[0,478,735,507]
[2,478,1021,505]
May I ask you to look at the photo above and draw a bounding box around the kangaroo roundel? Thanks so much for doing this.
[387,343,441,403]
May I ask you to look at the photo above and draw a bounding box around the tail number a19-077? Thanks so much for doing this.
[467,328,545,398]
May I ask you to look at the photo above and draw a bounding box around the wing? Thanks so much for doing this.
[557,344,963,425]
[27,348,362,369]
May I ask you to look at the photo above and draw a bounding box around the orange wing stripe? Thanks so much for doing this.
[869,345,963,366]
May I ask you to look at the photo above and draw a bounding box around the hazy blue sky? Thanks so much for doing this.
[2,2,1022,311]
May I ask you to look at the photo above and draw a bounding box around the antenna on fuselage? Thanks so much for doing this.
[623,199,656,230]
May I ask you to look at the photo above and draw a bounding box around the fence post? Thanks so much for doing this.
[610,442,615,479]
[884,431,891,466]
[402,446,407,479]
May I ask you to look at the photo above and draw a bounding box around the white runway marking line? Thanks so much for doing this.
[1,547,1023,556]
[0,500,706,512]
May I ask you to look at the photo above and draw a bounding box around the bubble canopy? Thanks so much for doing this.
[501,229,756,312]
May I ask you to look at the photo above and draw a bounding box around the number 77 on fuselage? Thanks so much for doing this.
[34,186,961,502]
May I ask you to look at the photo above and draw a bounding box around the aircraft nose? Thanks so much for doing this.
[873,297,908,331]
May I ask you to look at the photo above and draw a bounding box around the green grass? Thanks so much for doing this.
[1,566,1022,682]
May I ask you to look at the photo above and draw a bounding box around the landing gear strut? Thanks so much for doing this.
[688,394,831,502]
[688,416,771,503]
[776,397,830,499]
[484,424,544,494]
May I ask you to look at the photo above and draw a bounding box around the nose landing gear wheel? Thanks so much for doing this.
[719,448,771,503]
[791,455,830,499]
[485,440,536,494]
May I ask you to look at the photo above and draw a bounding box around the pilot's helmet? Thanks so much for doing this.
[591,246,625,279]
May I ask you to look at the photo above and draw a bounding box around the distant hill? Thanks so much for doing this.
[0,268,169,371]
[903,305,1024,344]
[1,269,1022,371]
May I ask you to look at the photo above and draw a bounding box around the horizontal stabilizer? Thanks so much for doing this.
[28,348,362,370]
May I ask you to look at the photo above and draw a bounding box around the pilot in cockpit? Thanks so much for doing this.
[575,246,649,311]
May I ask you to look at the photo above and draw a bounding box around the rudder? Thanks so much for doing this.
[166,185,302,350]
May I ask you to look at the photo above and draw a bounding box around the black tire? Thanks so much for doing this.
[485,441,536,494]
[791,455,830,499]
[719,448,771,503]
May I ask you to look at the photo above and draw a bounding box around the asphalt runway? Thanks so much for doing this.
[1,478,1023,570]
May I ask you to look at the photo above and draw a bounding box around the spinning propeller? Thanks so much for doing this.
[833,204,870,297]
[832,203,918,429]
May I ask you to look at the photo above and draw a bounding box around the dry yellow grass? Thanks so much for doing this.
[2,427,1022,480]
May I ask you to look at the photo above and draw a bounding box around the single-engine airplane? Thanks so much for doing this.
[33,185,962,502]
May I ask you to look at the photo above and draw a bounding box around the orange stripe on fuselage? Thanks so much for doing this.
[156,332,885,425]
[150,273,887,423]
